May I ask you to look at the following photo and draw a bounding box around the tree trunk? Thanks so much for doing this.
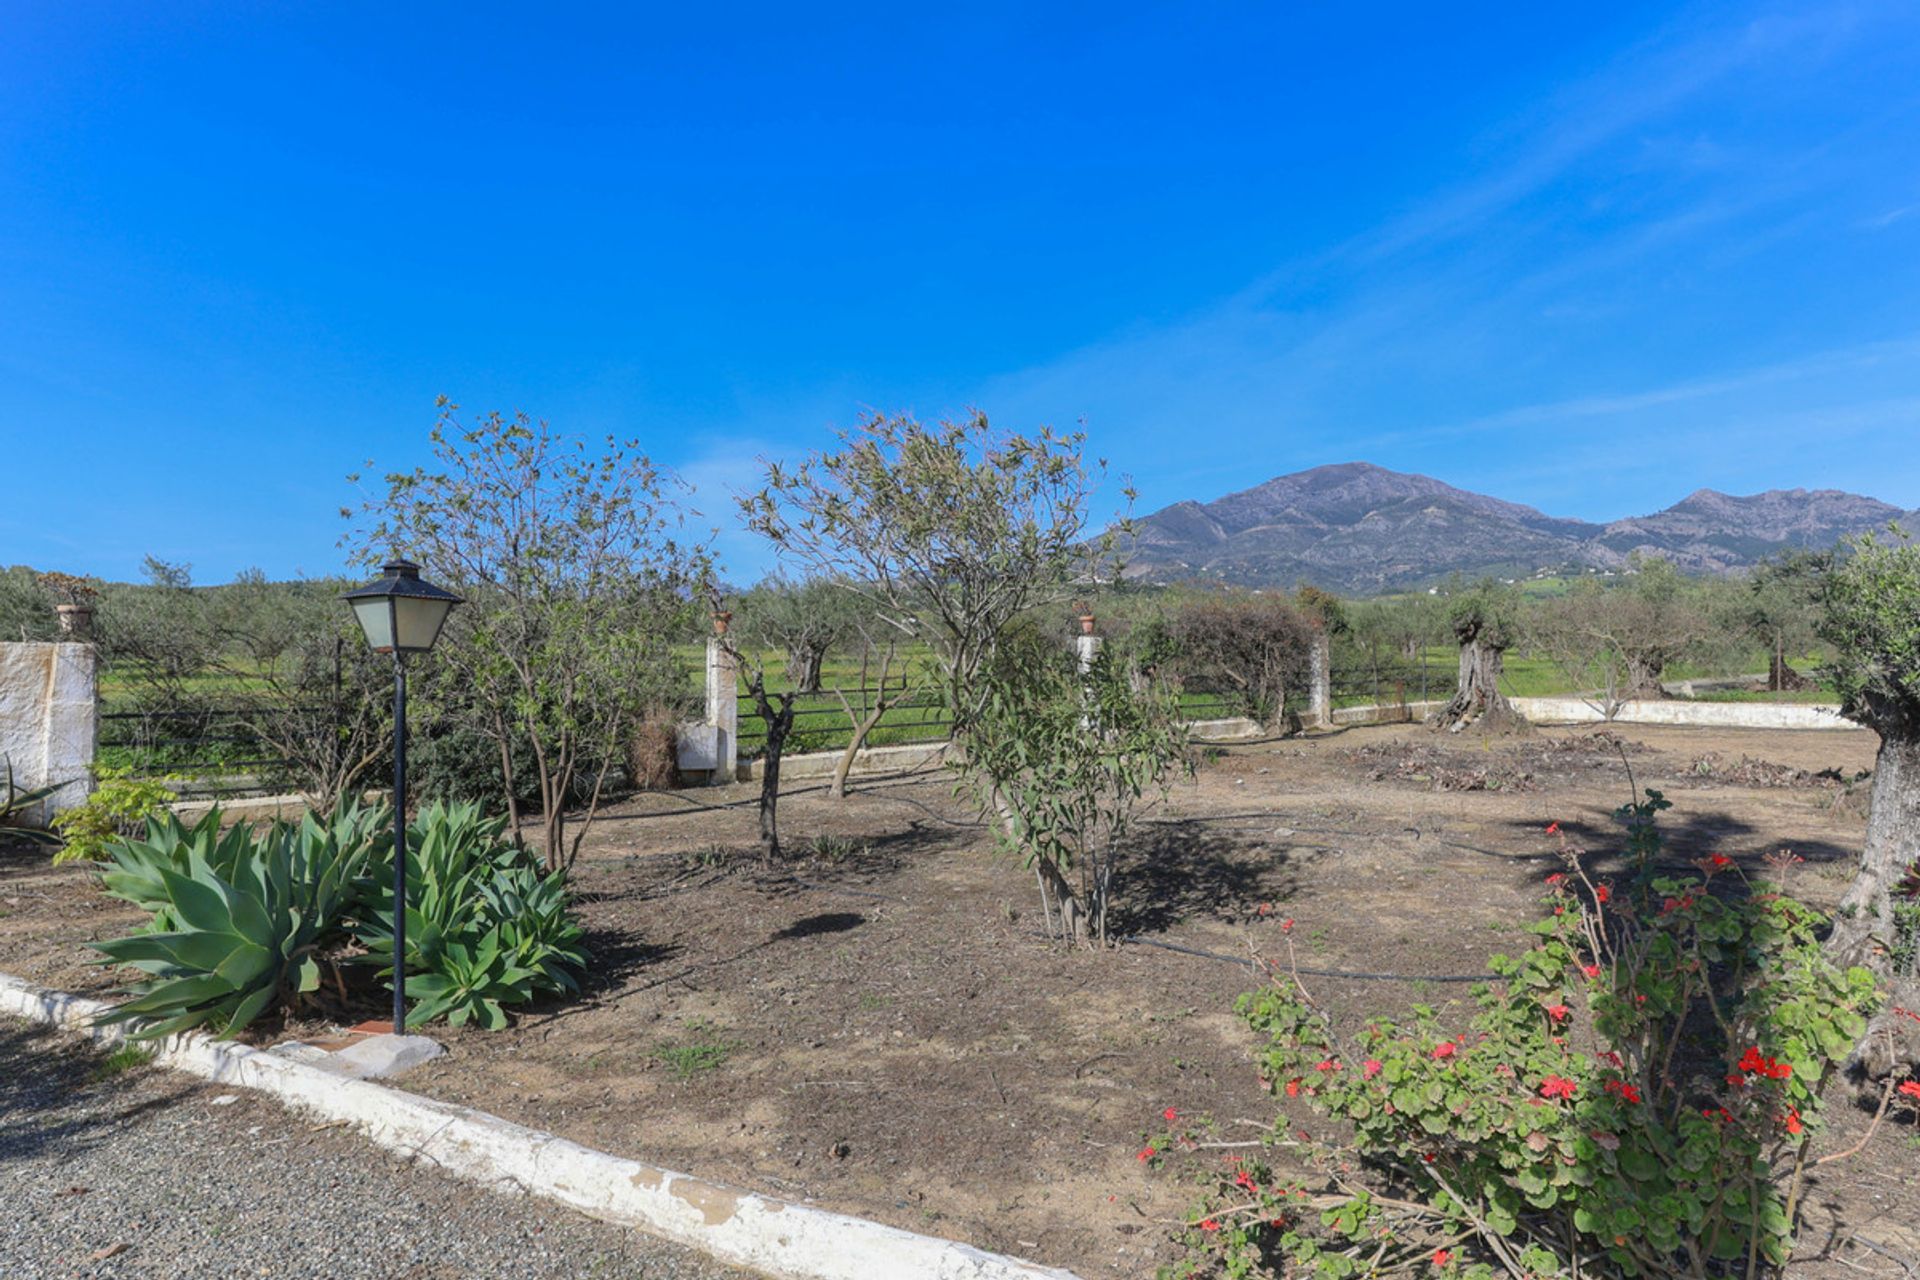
[1829,728,1920,1082]
[1034,855,1090,946]
[830,700,889,800]
[746,677,796,863]
[1432,640,1527,733]
[1767,639,1810,692]
[1830,731,1920,969]
[786,646,825,695]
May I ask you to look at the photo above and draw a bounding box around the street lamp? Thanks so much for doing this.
[342,559,463,1034]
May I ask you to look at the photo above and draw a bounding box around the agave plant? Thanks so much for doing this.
[98,799,391,925]
[356,800,588,1029]
[91,806,380,1039]
[0,759,63,849]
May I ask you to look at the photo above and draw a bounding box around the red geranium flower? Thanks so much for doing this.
[1546,1004,1570,1022]
[1896,1080,1920,1100]
[1433,1248,1452,1266]
[1539,1076,1579,1101]
[1163,1107,1179,1122]
[1432,1042,1456,1060]
[1363,1059,1383,1080]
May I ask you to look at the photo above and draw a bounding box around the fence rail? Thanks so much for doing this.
[97,704,307,789]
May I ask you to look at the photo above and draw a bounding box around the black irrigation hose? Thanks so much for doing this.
[1120,934,1494,983]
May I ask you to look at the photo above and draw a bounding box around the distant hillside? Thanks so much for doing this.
[1122,462,1916,593]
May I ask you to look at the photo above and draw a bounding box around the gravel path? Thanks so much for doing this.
[0,1020,758,1280]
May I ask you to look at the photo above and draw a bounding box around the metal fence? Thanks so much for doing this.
[1328,646,1456,715]
[97,705,300,796]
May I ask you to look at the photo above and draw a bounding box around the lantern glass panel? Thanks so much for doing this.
[351,597,395,652]
[393,597,455,653]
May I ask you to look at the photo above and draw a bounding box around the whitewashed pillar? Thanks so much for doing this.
[1308,629,1331,728]
[705,636,738,786]
[0,640,98,817]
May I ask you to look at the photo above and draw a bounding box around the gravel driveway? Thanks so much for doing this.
[0,1020,757,1279]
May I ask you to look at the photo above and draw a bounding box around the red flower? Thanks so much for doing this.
[1546,1004,1570,1022]
[1582,963,1602,980]
[1897,1080,1920,1100]
[1784,1108,1803,1136]
[1281,918,1295,933]
[1163,1107,1179,1122]
[1545,822,1561,836]
[1137,1146,1155,1162]
[1545,872,1566,886]
[1199,1217,1220,1232]
[1256,902,1272,916]
[1603,1078,1642,1104]
[1594,885,1611,905]
[1363,1059,1383,1080]
[1285,1079,1301,1097]
[1540,1075,1579,1101]
[1315,1059,1342,1072]
[1737,1048,1792,1080]
[1432,1042,1456,1060]
[1433,1248,1452,1266]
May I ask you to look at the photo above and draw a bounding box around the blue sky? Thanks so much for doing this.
[4,2,1919,584]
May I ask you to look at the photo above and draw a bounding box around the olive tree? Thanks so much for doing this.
[1747,550,1830,691]
[1432,582,1528,733]
[736,576,861,694]
[1818,529,1920,1078]
[350,400,705,871]
[740,408,1120,736]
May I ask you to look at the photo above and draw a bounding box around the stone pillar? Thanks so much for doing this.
[0,641,98,817]
[705,636,738,786]
[1074,632,1103,674]
[1308,629,1331,728]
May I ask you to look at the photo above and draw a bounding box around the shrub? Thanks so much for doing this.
[91,806,378,1039]
[354,801,588,1029]
[50,766,179,864]
[1153,793,1880,1279]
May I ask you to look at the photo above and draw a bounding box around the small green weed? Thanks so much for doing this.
[90,1043,154,1082]
[656,1019,736,1079]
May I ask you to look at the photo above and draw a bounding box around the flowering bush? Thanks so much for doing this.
[1153,791,1884,1279]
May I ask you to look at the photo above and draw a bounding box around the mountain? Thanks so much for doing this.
[1122,463,1915,594]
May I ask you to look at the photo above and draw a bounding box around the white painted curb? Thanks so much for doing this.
[1,972,1081,1280]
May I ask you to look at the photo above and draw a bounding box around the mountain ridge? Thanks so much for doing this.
[1122,462,1917,594]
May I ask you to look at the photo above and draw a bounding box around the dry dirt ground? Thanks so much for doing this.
[3,721,1916,1279]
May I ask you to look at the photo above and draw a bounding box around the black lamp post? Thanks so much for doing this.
[342,559,463,1034]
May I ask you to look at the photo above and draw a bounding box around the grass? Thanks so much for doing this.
[90,1042,154,1082]
[656,1019,736,1079]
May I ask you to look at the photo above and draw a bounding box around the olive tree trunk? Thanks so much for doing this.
[1433,639,1526,733]
[1829,727,1920,1081]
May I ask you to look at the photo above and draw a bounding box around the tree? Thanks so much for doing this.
[1817,528,1920,1079]
[1529,581,1635,720]
[350,401,705,872]
[954,628,1189,946]
[822,612,926,800]
[1432,582,1527,732]
[740,409,1120,736]
[1747,550,1830,691]
[1168,591,1316,728]
[736,576,860,694]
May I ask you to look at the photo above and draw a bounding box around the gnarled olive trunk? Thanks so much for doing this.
[1433,637,1526,733]
[785,645,825,695]
[1829,722,1920,1081]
